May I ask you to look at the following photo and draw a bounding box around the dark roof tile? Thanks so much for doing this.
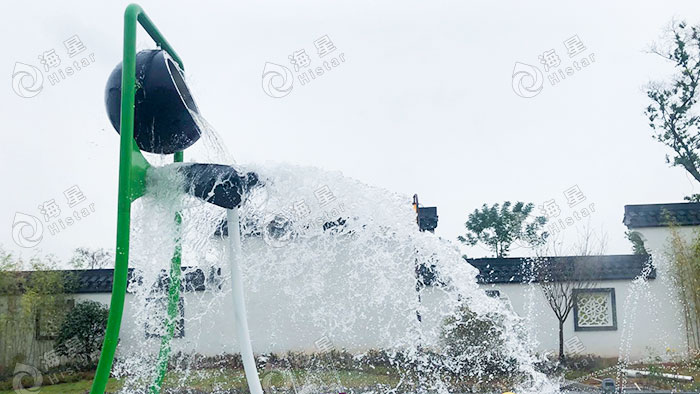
[0,267,219,295]
[467,254,654,284]
[624,203,700,228]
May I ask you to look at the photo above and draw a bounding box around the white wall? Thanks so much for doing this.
[73,234,451,360]
[474,226,692,361]
[71,226,691,362]
[75,286,448,359]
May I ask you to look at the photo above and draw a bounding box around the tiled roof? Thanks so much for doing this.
[75,269,115,293]
[0,267,217,294]
[214,206,438,237]
[467,254,654,284]
[624,203,700,229]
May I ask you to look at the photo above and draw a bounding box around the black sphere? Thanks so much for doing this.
[105,50,201,154]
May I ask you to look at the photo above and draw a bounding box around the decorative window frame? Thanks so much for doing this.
[572,288,617,331]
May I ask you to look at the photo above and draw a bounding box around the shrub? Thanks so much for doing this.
[54,300,108,366]
[439,305,518,381]
[667,226,700,352]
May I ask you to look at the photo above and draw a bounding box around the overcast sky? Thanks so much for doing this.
[2,0,700,264]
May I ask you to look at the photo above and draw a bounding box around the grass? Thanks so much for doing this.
[622,359,700,391]
[0,367,403,393]
[561,356,618,381]
[563,354,700,392]
[5,358,697,393]
[3,378,123,393]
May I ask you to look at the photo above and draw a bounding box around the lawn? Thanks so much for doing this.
[563,356,700,392]
[0,368,402,393]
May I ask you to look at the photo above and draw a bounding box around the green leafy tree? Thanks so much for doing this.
[458,201,547,257]
[645,21,700,200]
[666,226,700,352]
[0,248,73,332]
[625,231,649,255]
[55,300,109,365]
[0,247,74,370]
[0,247,20,294]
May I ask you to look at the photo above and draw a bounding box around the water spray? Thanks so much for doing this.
[91,4,262,393]
[85,5,562,394]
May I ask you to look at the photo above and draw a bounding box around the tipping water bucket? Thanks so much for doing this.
[105,49,201,154]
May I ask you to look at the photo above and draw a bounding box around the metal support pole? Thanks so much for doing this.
[226,209,264,394]
[91,5,185,393]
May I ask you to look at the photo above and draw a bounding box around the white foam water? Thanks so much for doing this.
[109,116,559,393]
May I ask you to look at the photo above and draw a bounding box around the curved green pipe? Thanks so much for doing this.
[91,5,185,393]
[149,153,184,393]
[148,211,182,393]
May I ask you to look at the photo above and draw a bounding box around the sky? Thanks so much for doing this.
[2,0,700,264]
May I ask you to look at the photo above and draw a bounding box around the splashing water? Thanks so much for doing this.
[109,117,559,393]
[614,258,683,389]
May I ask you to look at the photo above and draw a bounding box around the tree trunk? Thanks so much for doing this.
[558,320,565,362]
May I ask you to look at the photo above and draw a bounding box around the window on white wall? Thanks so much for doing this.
[573,288,617,331]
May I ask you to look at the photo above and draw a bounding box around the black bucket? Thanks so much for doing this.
[105,49,201,154]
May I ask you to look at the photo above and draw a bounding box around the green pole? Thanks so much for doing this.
[149,212,182,393]
[90,5,139,393]
[91,5,186,393]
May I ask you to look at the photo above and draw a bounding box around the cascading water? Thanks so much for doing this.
[106,112,560,393]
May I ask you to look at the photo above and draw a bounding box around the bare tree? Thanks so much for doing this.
[69,248,113,269]
[535,220,608,257]
[534,224,607,362]
[534,257,598,362]
[572,224,608,257]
